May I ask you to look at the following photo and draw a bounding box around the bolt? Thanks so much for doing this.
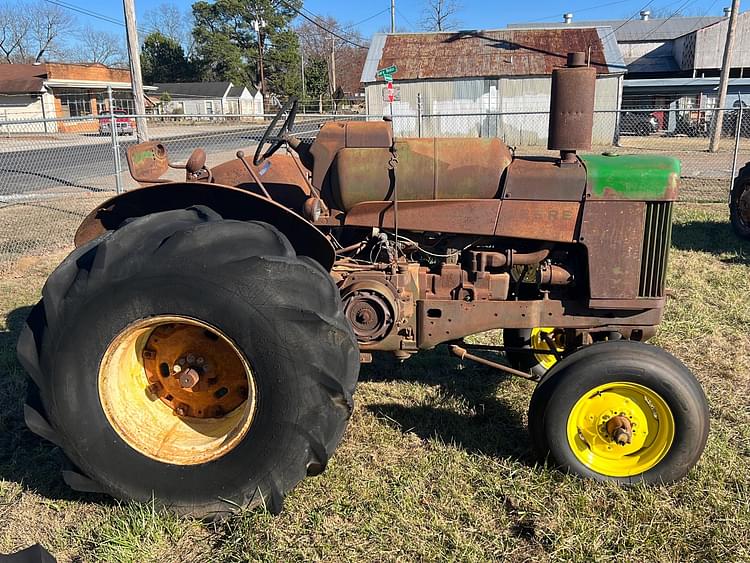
[179,368,200,389]
[186,353,196,364]
[146,382,163,396]
[177,357,186,366]
[196,356,204,365]
[174,406,187,417]
[173,363,183,373]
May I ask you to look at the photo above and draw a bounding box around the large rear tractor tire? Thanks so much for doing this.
[528,341,708,484]
[730,163,750,240]
[17,206,359,517]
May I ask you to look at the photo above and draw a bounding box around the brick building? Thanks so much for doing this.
[0,62,155,132]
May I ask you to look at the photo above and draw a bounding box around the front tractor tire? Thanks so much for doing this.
[504,327,567,377]
[17,206,359,517]
[528,341,709,484]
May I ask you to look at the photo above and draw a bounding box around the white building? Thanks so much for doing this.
[360,28,626,145]
[154,82,263,117]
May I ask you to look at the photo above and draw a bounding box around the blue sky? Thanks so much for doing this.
[68,0,734,40]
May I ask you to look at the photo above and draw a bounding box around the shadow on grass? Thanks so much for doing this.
[671,219,750,262]
[361,348,535,463]
[0,306,97,503]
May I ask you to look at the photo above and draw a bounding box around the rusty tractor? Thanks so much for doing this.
[17,53,709,517]
[731,162,750,239]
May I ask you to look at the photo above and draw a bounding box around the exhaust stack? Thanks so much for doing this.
[547,52,596,164]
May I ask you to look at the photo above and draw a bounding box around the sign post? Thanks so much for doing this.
[376,65,398,116]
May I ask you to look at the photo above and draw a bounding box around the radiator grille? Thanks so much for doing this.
[639,202,673,298]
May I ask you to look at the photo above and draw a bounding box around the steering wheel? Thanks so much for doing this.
[253,97,299,166]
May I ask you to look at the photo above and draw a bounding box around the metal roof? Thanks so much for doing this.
[360,28,626,83]
[508,16,724,42]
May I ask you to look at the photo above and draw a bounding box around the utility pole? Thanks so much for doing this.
[301,49,306,103]
[123,0,149,141]
[709,0,740,152]
[330,38,336,93]
[391,0,396,32]
[253,18,267,99]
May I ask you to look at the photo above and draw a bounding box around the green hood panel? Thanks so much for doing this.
[581,154,681,201]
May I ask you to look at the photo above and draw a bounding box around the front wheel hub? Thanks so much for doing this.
[566,381,675,477]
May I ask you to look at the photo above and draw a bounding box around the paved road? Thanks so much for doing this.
[0,118,330,198]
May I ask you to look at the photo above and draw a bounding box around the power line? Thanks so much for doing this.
[531,0,636,22]
[43,0,149,35]
[344,7,391,30]
[396,8,416,30]
[278,0,369,49]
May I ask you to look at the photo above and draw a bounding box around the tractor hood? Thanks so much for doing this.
[582,154,681,201]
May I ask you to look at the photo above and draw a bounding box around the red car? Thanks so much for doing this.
[99,110,135,136]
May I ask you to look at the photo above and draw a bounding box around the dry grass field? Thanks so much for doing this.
[0,202,749,562]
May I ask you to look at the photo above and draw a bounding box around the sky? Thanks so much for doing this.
[58,0,736,43]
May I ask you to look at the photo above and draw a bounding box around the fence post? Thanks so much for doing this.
[731,99,744,201]
[417,92,423,138]
[108,85,123,194]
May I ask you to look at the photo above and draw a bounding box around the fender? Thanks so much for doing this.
[74,182,335,270]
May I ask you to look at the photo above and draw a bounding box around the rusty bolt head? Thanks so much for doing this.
[196,356,205,365]
[186,353,196,364]
[174,405,188,417]
[146,382,163,396]
[606,415,633,446]
[179,368,200,389]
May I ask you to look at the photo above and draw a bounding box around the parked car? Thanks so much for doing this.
[619,111,659,136]
[730,163,750,239]
[99,110,135,136]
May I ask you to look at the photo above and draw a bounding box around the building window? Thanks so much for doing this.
[58,92,92,117]
[205,101,214,115]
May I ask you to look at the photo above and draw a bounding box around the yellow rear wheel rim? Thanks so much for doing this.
[566,381,675,477]
[98,316,257,465]
[530,327,564,370]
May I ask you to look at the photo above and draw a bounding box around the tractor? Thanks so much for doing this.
[730,162,750,239]
[17,53,709,517]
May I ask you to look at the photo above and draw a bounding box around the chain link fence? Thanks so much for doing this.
[1,106,746,274]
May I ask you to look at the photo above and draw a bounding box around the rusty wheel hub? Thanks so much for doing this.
[343,288,395,342]
[142,323,249,418]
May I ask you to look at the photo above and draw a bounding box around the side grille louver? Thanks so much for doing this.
[639,202,673,298]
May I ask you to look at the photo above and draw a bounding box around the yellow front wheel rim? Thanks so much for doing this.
[566,381,675,477]
[99,316,257,465]
[530,327,564,370]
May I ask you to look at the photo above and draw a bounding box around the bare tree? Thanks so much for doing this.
[22,1,74,62]
[0,1,74,63]
[421,0,462,31]
[0,4,28,62]
[297,15,366,98]
[72,27,126,66]
[143,2,193,56]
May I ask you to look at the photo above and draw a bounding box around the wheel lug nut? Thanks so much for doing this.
[179,368,200,389]
[187,353,196,364]
[196,357,204,365]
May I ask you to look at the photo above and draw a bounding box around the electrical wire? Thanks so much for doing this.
[277,0,369,49]
[42,0,150,35]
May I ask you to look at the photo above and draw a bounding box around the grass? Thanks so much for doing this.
[0,202,749,562]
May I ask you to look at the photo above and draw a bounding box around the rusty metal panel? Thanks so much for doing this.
[332,138,510,210]
[580,200,646,300]
[494,200,580,242]
[503,157,586,201]
[344,199,502,235]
